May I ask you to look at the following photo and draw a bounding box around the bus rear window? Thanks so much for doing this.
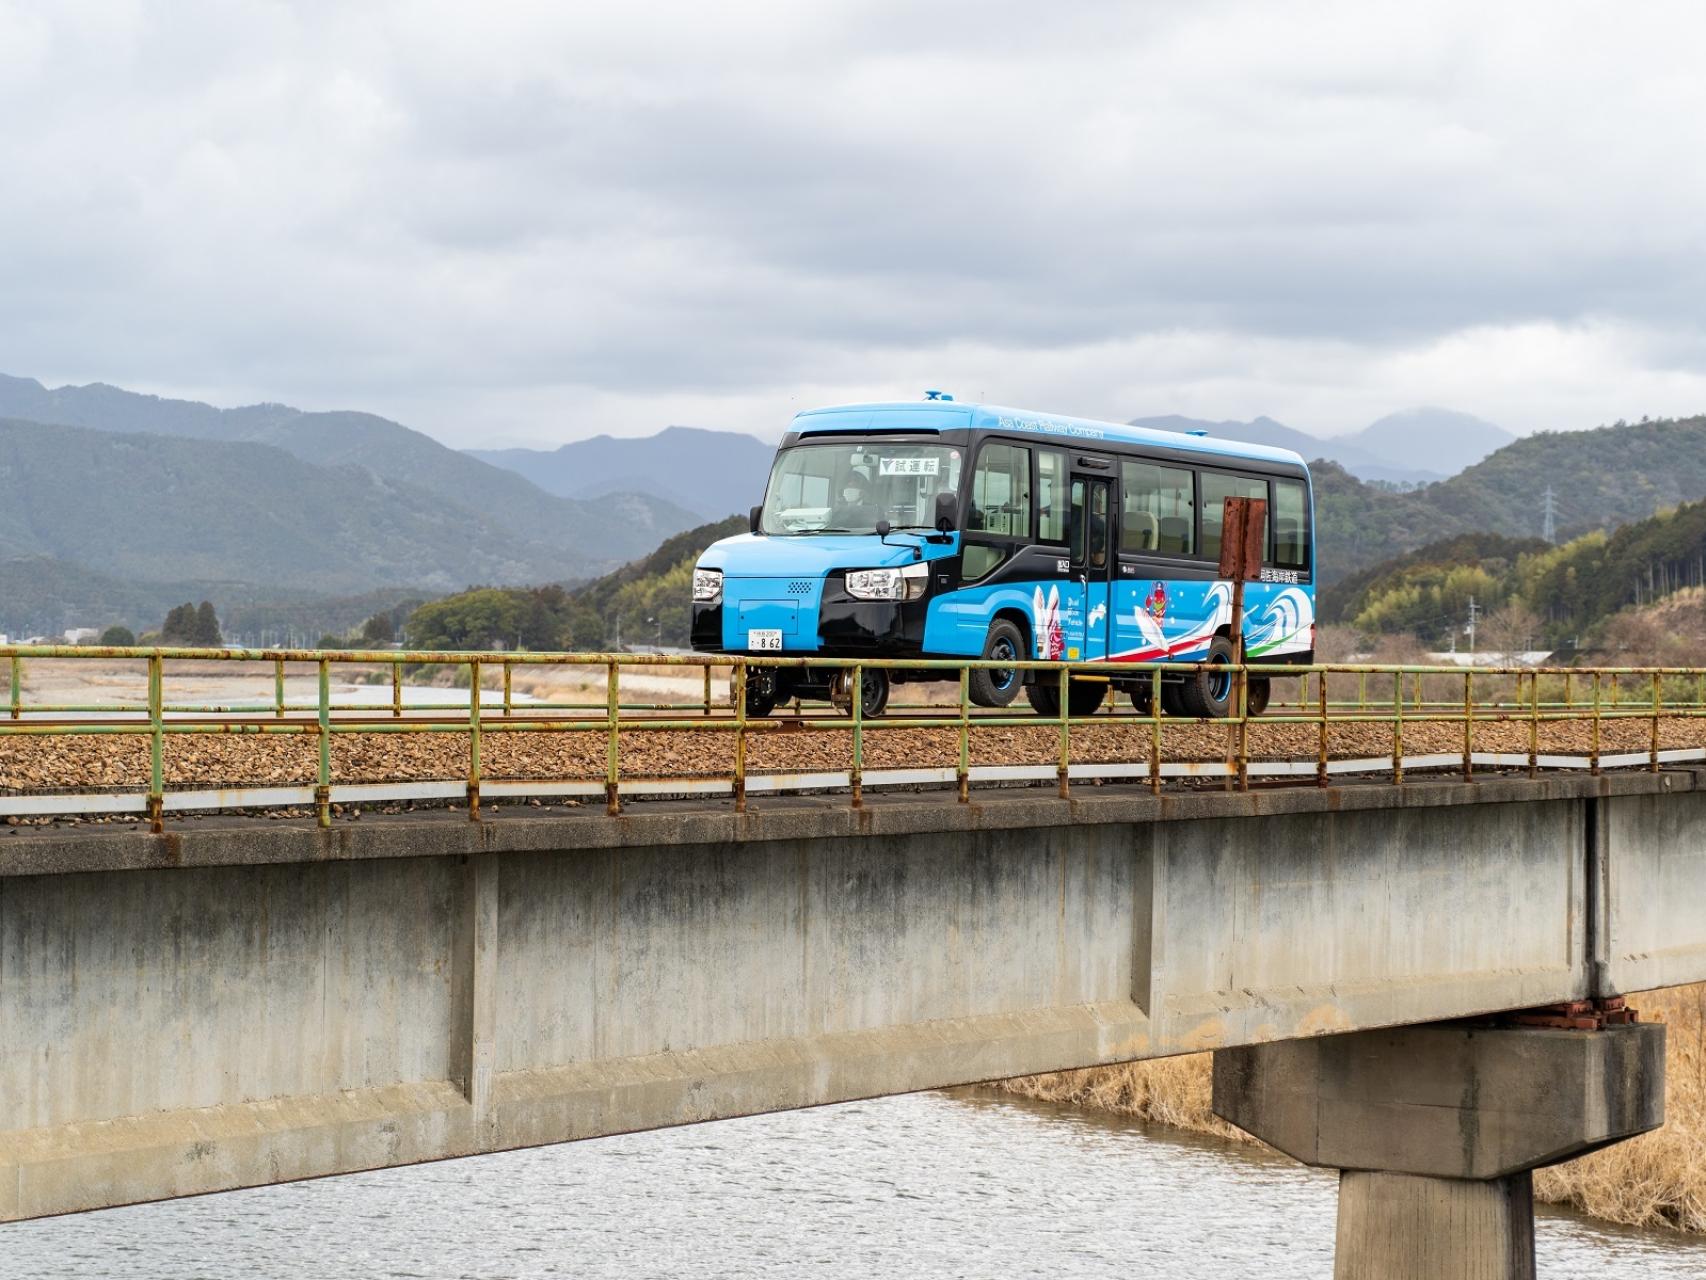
[1273,477,1310,570]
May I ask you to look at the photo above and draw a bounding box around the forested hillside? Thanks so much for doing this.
[1427,415,1706,539]
[1310,414,1706,587]
[1327,499,1706,646]
[404,516,745,652]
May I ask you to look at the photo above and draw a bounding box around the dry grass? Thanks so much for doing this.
[998,983,1706,1234]
[1536,985,1706,1232]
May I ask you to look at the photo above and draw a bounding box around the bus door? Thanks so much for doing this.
[1068,459,1114,661]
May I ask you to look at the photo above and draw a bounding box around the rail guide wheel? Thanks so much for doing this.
[829,667,890,719]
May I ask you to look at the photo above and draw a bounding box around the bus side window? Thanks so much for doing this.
[1199,471,1269,563]
[1120,460,1194,556]
[964,442,1032,580]
[1037,449,1066,542]
[1273,477,1310,570]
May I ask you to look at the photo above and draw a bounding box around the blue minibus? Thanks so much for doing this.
[690,394,1314,719]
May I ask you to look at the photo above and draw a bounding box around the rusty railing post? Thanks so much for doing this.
[1462,669,1473,781]
[1316,666,1329,787]
[703,663,713,717]
[147,652,164,832]
[503,661,513,718]
[1235,662,1249,792]
[732,663,748,813]
[316,656,332,828]
[1057,666,1070,799]
[466,659,482,821]
[1528,670,1539,779]
[1651,670,1661,772]
[957,665,970,803]
[605,659,620,816]
[1392,669,1404,785]
[1591,671,1602,776]
[391,660,402,719]
[850,663,864,809]
[1149,667,1163,796]
[274,657,285,719]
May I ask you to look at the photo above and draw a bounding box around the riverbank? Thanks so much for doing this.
[1000,983,1706,1234]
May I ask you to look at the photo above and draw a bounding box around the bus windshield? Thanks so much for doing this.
[760,441,964,535]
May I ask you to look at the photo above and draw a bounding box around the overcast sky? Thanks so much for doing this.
[5,1,1706,447]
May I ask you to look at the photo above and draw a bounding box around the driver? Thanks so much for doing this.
[833,471,879,529]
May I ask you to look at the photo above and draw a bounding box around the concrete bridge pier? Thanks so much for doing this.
[1212,1021,1665,1279]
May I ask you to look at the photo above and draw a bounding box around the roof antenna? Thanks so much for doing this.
[923,389,954,401]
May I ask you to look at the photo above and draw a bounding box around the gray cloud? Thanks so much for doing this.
[3,0,1706,445]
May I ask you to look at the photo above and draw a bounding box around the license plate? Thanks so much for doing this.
[748,629,783,651]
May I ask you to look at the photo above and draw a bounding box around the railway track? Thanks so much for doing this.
[4,647,1705,826]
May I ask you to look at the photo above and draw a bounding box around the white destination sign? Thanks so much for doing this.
[878,457,940,476]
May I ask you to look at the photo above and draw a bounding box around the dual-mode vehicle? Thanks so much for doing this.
[690,394,1315,719]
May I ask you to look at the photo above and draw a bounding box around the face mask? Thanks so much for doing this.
[842,488,862,502]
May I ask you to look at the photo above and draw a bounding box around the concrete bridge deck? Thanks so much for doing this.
[3,769,1705,1223]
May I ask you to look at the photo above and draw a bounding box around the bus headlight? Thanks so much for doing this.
[845,563,929,601]
[692,567,723,603]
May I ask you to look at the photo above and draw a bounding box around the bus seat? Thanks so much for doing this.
[1126,510,1158,550]
[1158,516,1190,554]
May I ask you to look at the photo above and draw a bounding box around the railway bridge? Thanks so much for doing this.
[3,647,1705,1277]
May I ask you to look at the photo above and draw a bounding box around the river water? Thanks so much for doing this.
[5,1091,1703,1279]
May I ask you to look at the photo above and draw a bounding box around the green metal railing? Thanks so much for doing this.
[2,645,1704,831]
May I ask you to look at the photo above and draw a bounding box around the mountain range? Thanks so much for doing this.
[1130,407,1515,484]
[470,426,777,521]
[0,375,716,635]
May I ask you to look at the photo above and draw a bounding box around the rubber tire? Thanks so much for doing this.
[1026,677,1107,718]
[969,620,1025,708]
[1160,680,1190,717]
[1179,635,1238,719]
[832,668,890,719]
[1246,676,1271,717]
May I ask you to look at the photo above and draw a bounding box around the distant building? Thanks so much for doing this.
[0,633,9,646]
[1427,650,1557,668]
[63,627,101,645]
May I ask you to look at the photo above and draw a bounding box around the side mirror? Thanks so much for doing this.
[749,504,763,535]
[933,492,959,533]
[875,519,892,537]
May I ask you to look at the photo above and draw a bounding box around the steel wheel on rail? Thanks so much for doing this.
[1246,676,1271,716]
[732,666,780,718]
[830,667,890,719]
[969,620,1024,708]
[1179,635,1238,719]
[1128,680,1154,715]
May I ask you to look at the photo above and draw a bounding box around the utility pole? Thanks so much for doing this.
[1466,596,1480,658]
[1541,487,1557,545]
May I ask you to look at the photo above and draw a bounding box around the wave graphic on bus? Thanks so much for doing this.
[1112,581,1312,663]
